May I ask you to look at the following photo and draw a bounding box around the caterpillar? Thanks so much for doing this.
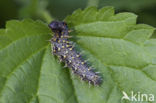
[48,21,102,85]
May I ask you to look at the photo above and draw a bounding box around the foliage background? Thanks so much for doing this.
[0,0,156,29]
[0,0,156,103]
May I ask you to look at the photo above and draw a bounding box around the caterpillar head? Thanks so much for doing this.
[49,21,67,32]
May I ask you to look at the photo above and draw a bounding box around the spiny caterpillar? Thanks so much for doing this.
[48,21,102,85]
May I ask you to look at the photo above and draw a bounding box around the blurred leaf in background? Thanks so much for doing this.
[15,0,87,21]
[15,0,52,22]
[17,0,47,19]
[0,0,18,27]
[47,0,87,20]
[99,0,156,11]
[0,0,156,29]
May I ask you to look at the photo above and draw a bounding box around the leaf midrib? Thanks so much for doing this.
[0,40,49,101]
[0,34,48,51]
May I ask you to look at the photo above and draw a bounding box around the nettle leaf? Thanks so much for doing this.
[0,19,76,103]
[65,7,156,103]
[0,7,156,103]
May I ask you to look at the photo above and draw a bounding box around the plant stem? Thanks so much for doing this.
[41,10,54,23]
[87,0,99,7]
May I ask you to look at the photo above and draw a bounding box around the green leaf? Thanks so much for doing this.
[0,19,77,103]
[65,7,156,103]
[0,7,156,103]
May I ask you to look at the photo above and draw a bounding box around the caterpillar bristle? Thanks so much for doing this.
[68,29,73,33]
[49,20,102,86]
